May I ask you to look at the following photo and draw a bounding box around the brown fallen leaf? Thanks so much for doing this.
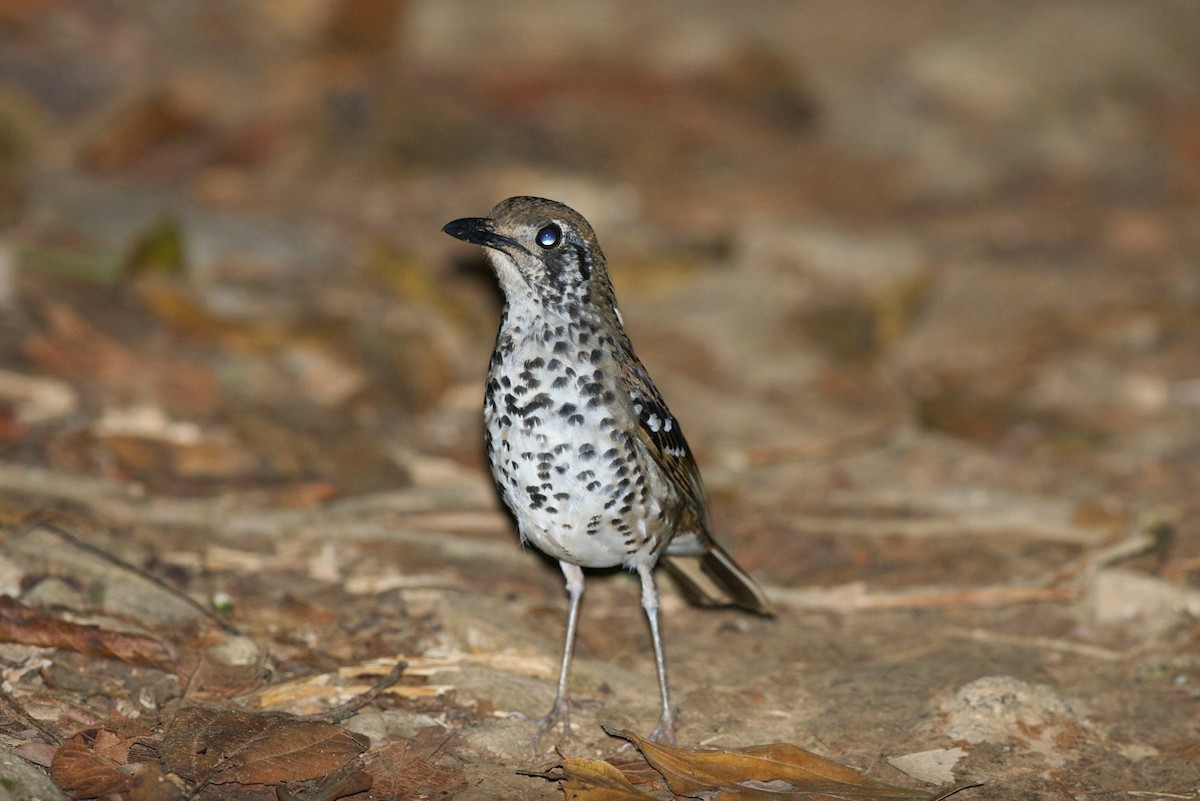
[364,734,465,800]
[0,595,174,671]
[276,766,373,801]
[602,756,670,789]
[50,729,137,799]
[14,741,58,768]
[159,706,370,787]
[554,757,659,800]
[606,726,939,800]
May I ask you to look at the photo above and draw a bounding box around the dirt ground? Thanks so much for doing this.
[0,2,1198,799]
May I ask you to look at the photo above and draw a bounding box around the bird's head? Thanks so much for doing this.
[443,196,615,315]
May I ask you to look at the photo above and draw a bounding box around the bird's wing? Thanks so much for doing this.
[618,354,774,616]
[617,356,709,532]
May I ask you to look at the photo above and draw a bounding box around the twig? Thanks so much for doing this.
[770,581,1074,612]
[932,783,984,800]
[276,765,373,801]
[946,627,1123,661]
[0,462,498,538]
[297,660,408,724]
[17,516,242,635]
[1039,509,1177,592]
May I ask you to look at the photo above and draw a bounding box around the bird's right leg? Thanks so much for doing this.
[537,560,584,741]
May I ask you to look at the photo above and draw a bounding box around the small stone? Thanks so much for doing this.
[887,747,966,785]
[937,675,1084,767]
[1085,568,1200,634]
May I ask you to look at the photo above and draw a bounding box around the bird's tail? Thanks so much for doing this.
[661,535,773,616]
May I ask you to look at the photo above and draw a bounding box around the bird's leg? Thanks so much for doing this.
[637,564,677,745]
[537,560,584,742]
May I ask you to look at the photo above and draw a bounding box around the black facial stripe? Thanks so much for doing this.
[543,252,565,283]
[573,243,591,281]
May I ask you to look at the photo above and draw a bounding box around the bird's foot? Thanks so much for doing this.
[534,696,573,746]
[648,708,678,746]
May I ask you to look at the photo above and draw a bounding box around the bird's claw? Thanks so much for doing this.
[648,708,678,746]
[533,696,573,749]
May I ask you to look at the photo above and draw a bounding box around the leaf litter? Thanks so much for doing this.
[2,3,1200,800]
[50,729,137,800]
[37,662,454,800]
[0,594,175,671]
[529,727,979,801]
[158,705,370,787]
[363,732,466,800]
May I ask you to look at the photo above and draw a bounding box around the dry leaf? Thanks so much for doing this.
[0,595,174,670]
[85,729,135,763]
[276,767,373,801]
[557,757,659,800]
[602,756,670,788]
[608,727,935,800]
[364,736,465,799]
[50,729,136,799]
[160,706,369,786]
[14,741,58,768]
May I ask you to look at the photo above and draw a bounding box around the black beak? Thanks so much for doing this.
[441,217,529,255]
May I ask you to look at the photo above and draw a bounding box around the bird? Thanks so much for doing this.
[442,196,772,745]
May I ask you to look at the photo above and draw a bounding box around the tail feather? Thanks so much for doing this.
[661,538,773,616]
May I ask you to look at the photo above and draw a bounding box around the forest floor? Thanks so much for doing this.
[0,2,1197,799]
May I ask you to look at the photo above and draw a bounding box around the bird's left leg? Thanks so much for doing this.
[636,563,677,745]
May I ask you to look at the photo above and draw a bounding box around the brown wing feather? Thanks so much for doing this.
[618,356,773,615]
[629,394,706,512]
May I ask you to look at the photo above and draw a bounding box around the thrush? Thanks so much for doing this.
[443,196,772,745]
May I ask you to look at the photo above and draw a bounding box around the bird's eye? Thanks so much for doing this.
[536,224,562,249]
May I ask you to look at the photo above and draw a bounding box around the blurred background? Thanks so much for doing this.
[1,1,1199,795]
[2,0,1197,506]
